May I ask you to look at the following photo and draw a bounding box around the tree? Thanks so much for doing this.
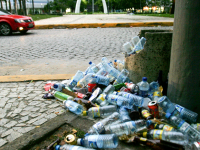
[1,0,3,9]
[32,0,34,14]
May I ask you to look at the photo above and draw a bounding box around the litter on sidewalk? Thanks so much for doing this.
[42,48,199,150]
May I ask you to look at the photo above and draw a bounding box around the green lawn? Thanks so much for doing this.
[28,14,63,21]
[135,13,174,18]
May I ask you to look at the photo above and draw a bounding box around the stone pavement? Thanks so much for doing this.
[0,81,66,148]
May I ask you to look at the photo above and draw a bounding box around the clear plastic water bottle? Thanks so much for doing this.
[105,94,134,109]
[95,75,110,86]
[88,112,120,134]
[103,84,115,95]
[131,36,140,47]
[106,120,146,136]
[142,129,188,146]
[114,60,124,71]
[95,94,109,106]
[134,37,146,53]
[119,107,131,122]
[191,123,200,131]
[91,63,103,73]
[77,73,93,88]
[83,105,117,118]
[113,69,129,85]
[77,134,118,149]
[69,70,85,88]
[174,104,198,123]
[148,81,159,97]
[52,83,65,92]
[165,113,200,141]
[63,100,83,115]
[138,77,149,97]
[95,68,108,76]
[88,87,102,102]
[104,119,122,131]
[157,96,179,114]
[85,61,96,75]
[101,57,120,78]
[123,42,134,55]
[115,91,144,107]
[55,144,96,150]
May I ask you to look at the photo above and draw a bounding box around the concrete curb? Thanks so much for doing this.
[0,112,96,150]
[34,22,173,29]
[0,74,74,82]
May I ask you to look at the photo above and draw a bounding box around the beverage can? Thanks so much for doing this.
[148,101,160,118]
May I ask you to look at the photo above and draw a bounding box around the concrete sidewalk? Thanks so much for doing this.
[34,14,174,29]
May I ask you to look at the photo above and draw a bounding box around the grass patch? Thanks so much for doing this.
[135,13,174,18]
[28,14,63,21]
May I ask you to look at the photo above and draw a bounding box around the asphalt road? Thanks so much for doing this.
[0,26,173,76]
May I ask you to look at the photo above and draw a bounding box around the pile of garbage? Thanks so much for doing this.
[43,57,200,150]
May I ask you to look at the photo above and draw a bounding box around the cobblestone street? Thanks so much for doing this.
[0,27,173,76]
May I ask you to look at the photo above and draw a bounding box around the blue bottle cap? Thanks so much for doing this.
[55,145,60,150]
[53,84,58,88]
[146,120,152,127]
[114,60,117,62]
[89,61,92,65]
[142,77,147,81]
[165,113,172,118]
[84,133,89,137]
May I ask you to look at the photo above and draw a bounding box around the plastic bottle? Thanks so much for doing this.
[174,104,198,123]
[88,87,102,102]
[69,70,85,88]
[148,81,159,96]
[85,61,96,75]
[141,108,153,120]
[131,36,140,47]
[125,82,138,93]
[102,84,115,95]
[95,94,109,106]
[154,123,175,131]
[157,96,179,115]
[106,120,147,136]
[83,105,117,118]
[101,57,121,78]
[133,37,146,53]
[95,68,108,76]
[119,107,131,122]
[63,100,83,115]
[52,83,65,92]
[115,91,144,107]
[88,112,120,134]
[55,144,96,150]
[77,73,93,88]
[113,69,129,85]
[141,129,188,146]
[138,77,149,97]
[77,134,118,149]
[105,94,134,109]
[123,42,134,55]
[191,123,200,131]
[114,60,124,71]
[165,113,200,141]
[91,63,103,73]
[52,91,73,101]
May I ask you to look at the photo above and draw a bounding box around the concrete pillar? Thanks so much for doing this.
[167,0,200,120]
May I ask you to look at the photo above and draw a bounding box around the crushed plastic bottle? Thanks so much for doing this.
[119,106,131,122]
[63,100,83,115]
[77,134,118,149]
[113,69,129,85]
[52,83,65,92]
[191,123,200,131]
[133,37,146,53]
[55,144,96,150]
[85,61,96,75]
[69,70,85,88]
[114,59,124,71]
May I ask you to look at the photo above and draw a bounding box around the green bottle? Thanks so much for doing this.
[52,91,73,101]
[113,83,126,90]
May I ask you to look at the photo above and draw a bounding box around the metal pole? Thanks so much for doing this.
[167,0,200,121]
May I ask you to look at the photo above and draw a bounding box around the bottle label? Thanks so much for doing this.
[88,136,98,148]
[110,95,117,103]
[92,107,100,118]
[163,125,174,131]
[70,80,77,87]
[54,92,69,101]
[140,90,148,97]
[126,122,136,134]
[175,104,184,113]
[99,94,105,101]
[122,93,131,99]
[140,137,147,142]
[141,110,151,118]
[153,91,162,97]
[93,122,105,134]
[179,121,190,132]
[153,130,163,140]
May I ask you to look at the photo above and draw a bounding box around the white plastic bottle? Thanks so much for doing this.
[83,105,117,118]
[88,112,120,134]
[77,134,118,149]
[138,77,150,97]
[63,100,83,115]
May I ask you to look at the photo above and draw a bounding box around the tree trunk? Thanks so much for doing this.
[14,0,18,14]
[167,0,200,121]
[5,0,8,10]
[19,0,22,14]
[32,0,34,14]
[171,0,175,14]
[22,0,26,15]
[8,0,11,12]
[0,0,3,9]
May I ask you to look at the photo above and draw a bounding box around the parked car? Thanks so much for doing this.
[0,8,35,35]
